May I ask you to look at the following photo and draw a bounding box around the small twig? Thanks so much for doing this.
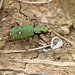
[0,67,28,74]
[0,67,49,75]
[0,45,50,54]
[9,59,75,67]
[0,0,3,9]
[17,0,52,4]
[53,31,75,47]
[70,36,75,40]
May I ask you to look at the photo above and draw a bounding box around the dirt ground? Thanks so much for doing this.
[0,0,75,75]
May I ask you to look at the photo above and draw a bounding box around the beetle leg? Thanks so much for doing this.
[38,35,48,45]
[10,39,25,44]
[22,36,34,59]
[33,21,36,27]
[5,22,20,27]
[0,38,25,50]
[34,21,39,27]
[16,22,20,26]
[26,36,34,50]
[37,21,39,25]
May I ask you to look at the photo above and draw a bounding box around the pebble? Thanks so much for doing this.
[58,26,70,35]
[73,25,75,29]
[51,36,63,49]
[72,54,75,61]
[58,14,62,18]
[0,37,2,41]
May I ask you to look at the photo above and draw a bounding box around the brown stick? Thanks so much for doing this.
[0,45,50,54]
[0,67,49,75]
[9,59,75,67]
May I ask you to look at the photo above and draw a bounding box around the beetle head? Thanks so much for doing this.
[41,25,48,34]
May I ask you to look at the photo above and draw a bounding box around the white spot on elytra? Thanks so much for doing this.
[18,32,22,34]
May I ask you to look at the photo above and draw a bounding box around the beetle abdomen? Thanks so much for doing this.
[10,25,34,39]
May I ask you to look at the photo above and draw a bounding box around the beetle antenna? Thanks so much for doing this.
[48,27,60,30]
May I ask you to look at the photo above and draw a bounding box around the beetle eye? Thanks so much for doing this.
[44,25,47,27]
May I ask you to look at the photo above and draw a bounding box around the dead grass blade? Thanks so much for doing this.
[9,59,75,67]
[17,0,52,4]
[0,44,50,53]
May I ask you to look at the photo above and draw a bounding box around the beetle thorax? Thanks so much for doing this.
[34,25,48,34]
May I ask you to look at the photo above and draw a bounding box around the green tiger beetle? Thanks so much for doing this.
[10,22,48,43]
[0,22,51,50]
